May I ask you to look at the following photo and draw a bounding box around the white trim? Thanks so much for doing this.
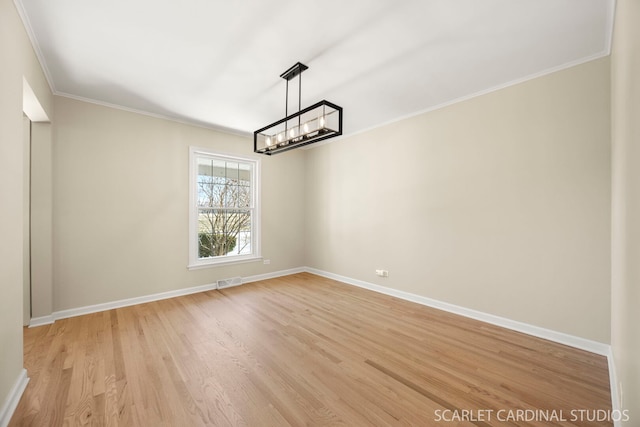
[307,51,611,152]
[604,0,616,56]
[14,0,614,145]
[0,369,29,427]
[51,282,219,321]
[28,267,304,324]
[24,266,619,417]
[22,77,49,122]
[187,256,263,270]
[607,347,622,426]
[12,1,56,92]
[37,266,612,356]
[243,267,306,285]
[304,268,621,413]
[188,147,261,269]
[57,92,252,138]
[28,314,54,328]
[304,267,610,356]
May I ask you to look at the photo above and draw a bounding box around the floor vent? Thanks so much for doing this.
[217,276,243,289]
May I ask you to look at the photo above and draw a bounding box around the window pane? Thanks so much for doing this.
[196,157,212,179]
[197,158,226,178]
[211,159,227,179]
[198,160,253,208]
[198,158,227,207]
[237,163,251,208]
[225,162,239,182]
[197,208,251,258]
[236,183,251,208]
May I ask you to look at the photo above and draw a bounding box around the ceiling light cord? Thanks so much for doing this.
[298,71,302,128]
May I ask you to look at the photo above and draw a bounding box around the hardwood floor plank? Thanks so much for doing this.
[10,273,612,426]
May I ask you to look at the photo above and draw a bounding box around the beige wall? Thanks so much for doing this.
[22,115,31,326]
[52,96,305,311]
[31,122,54,319]
[305,58,611,343]
[0,0,53,417]
[611,0,640,420]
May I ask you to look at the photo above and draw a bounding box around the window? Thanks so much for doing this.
[189,147,260,268]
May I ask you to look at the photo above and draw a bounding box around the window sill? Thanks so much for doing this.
[187,255,262,270]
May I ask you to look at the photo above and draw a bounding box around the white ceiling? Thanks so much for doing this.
[16,0,614,137]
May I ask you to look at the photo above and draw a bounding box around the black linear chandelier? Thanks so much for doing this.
[254,62,343,155]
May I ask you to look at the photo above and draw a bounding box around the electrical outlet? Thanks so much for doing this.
[375,269,388,277]
[263,259,271,265]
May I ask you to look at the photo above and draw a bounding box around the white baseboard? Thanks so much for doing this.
[35,266,609,356]
[304,267,611,356]
[51,282,219,322]
[243,267,306,285]
[607,348,622,426]
[0,369,28,427]
[29,267,307,325]
[22,266,620,417]
[309,266,622,419]
[28,314,55,328]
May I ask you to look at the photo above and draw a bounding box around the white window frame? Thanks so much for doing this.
[188,147,261,269]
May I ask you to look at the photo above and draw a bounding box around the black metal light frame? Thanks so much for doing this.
[254,100,343,155]
[254,62,343,155]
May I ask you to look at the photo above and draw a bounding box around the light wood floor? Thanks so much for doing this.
[10,273,612,426]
